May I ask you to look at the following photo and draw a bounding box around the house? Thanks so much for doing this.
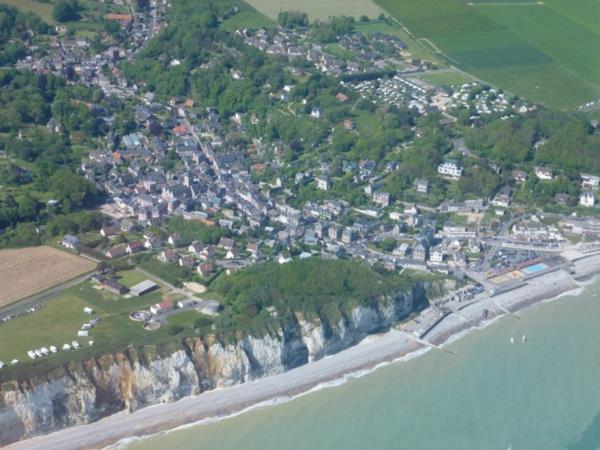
[144,237,162,250]
[429,246,445,264]
[316,176,331,191]
[580,191,596,207]
[341,227,355,244]
[412,238,429,262]
[197,262,215,277]
[247,242,260,257]
[491,187,512,208]
[126,241,143,255]
[188,241,204,254]
[415,178,429,194]
[158,249,178,263]
[581,174,600,189]
[218,237,235,250]
[512,170,528,183]
[310,107,323,119]
[101,279,128,295]
[438,161,463,178]
[199,246,215,260]
[106,244,127,259]
[226,248,240,259]
[100,224,120,237]
[534,166,554,180]
[336,93,349,103]
[150,299,174,315]
[372,191,390,208]
[343,119,355,130]
[61,235,81,250]
[168,233,181,247]
[179,255,195,268]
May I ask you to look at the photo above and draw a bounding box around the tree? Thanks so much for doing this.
[53,0,81,23]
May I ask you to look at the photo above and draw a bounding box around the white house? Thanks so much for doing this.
[534,166,554,180]
[437,161,463,178]
[316,176,330,191]
[580,191,596,207]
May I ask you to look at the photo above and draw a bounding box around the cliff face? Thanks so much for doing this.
[0,287,422,445]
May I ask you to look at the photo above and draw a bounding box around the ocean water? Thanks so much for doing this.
[125,281,600,450]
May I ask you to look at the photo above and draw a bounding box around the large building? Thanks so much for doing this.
[437,161,463,178]
[130,280,158,296]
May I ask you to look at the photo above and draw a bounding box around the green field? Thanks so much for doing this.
[245,0,384,21]
[375,0,600,108]
[0,0,54,23]
[0,276,176,366]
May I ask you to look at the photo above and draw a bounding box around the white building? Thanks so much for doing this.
[580,191,596,207]
[438,161,463,178]
[534,166,554,180]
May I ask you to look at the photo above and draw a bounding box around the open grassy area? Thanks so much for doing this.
[375,0,600,109]
[415,70,473,86]
[0,0,54,24]
[245,0,384,21]
[0,277,179,368]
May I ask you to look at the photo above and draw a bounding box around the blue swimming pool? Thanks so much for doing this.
[522,263,548,274]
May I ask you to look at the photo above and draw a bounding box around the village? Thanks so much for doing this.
[3,0,600,370]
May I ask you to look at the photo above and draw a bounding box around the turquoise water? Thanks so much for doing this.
[126,282,600,450]
[522,263,548,274]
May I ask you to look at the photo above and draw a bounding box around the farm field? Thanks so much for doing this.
[245,0,384,21]
[0,0,54,23]
[376,0,600,109]
[0,246,96,308]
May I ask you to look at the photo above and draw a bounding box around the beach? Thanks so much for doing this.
[7,251,600,450]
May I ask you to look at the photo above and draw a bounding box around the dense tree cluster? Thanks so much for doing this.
[0,5,49,66]
[52,0,82,23]
[212,257,411,334]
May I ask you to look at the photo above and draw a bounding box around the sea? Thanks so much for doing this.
[123,280,600,450]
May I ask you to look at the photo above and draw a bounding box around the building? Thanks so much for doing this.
[130,280,158,296]
[437,161,463,178]
[491,187,512,208]
[61,235,81,250]
[429,246,445,263]
[512,170,528,183]
[158,249,178,263]
[581,174,600,189]
[106,244,127,259]
[534,166,554,180]
[126,241,143,254]
[580,191,596,207]
[101,279,128,295]
[341,227,355,244]
[372,191,390,208]
[415,178,429,193]
[197,262,215,277]
[316,176,331,191]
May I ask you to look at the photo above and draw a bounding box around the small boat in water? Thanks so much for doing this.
[522,335,527,343]
[510,337,516,344]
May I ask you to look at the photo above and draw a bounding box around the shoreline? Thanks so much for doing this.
[7,252,600,450]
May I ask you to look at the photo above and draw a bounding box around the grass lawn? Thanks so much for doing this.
[416,70,473,86]
[375,0,600,109]
[221,10,275,31]
[116,269,150,288]
[0,279,175,369]
[245,0,384,21]
[0,0,54,24]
